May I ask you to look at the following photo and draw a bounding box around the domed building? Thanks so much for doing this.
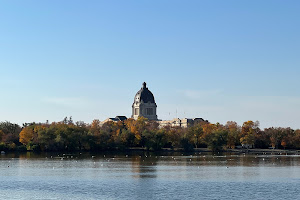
[100,82,208,128]
[132,82,157,120]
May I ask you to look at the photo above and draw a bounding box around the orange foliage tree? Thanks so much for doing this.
[19,126,34,145]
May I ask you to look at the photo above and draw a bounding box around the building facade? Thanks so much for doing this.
[158,118,208,128]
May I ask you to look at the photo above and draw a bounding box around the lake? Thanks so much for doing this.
[1,151,300,199]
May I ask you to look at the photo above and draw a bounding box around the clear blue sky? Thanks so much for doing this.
[1,0,299,128]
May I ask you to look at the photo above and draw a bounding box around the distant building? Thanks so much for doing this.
[132,82,157,120]
[158,118,208,128]
[100,82,208,127]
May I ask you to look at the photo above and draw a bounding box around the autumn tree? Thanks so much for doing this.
[19,126,34,145]
[90,119,101,136]
[264,127,282,148]
[280,127,294,149]
[125,117,148,146]
[187,123,203,148]
[240,121,259,148]
[225,121,241,149]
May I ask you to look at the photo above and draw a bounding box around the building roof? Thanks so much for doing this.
[134,82,156,104]
[115,116,127,121]
[100,116,128,126]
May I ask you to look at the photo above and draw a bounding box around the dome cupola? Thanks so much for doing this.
[134,82,155,104]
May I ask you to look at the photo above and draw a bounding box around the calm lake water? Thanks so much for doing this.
[1,151,300,199]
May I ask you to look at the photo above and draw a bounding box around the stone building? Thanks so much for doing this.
[157,118,208,128]
[132,82,157,120]
[100,82,208,127]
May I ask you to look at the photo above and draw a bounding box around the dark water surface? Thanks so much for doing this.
[1,151,300,199]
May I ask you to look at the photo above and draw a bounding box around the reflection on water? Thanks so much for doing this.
[131,154,158,179]
[1,151,300,199]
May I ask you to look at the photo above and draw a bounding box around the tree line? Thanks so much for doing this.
[0,117,300,152]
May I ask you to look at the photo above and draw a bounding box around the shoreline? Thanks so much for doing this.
[126,147,300,154]
[2,147,300,154]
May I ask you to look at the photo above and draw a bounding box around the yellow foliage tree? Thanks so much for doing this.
[19,127,34,145]
[90,119,101,136]
[240,120,259,148]
[124,117,148,145]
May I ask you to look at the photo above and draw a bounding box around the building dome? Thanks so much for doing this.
[134,82,155,104]
[132,82,157,120]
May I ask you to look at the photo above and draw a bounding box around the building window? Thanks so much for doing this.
[135,108,139,115]
[146,108,153,115]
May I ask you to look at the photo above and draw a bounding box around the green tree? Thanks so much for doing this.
[205,130,228,151]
